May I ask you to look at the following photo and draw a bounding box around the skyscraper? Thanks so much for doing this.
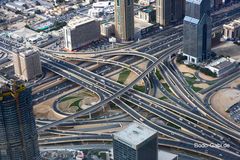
[114,0,134,41]
[0,82,40,159]
[183,0,212,64]
[156,0,185,26]
[12,48,42,81]
[113,122,158,160]
[156,0,171,26]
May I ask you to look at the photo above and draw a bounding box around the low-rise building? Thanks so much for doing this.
[13,48,42,81]
[5,2,24,12]
[205,57,237,77]
[158,150,178,160]
[9,28,50,44]
[64,16,100,51]
[88,1,114,18]
[100,22,114,37]
[113,122,158,160]
[223,18,240,40]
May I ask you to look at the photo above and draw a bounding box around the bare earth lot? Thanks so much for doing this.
[211,88,240,125]
[212,42,240,61]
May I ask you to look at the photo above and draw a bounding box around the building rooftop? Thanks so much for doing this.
[158,150,178,160]
[184,16,199,24]
[214,60,233,69]
[5,2,24,11]
[186,0,202,5]
[10,28,38,40]
[0,83,26,101]
[207,57,236,69]
[67,16,95,29]
[113,122,157,148]
[223,18,240,29]
[19,49,37,57]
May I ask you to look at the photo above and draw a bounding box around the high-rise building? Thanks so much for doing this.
[12,48,42,81]
[0,82,40,160]
[114,0,134,41]
[183,0,212,64]
[156,0,185,26]
[113,122,158,160]
[213,0,223,9]
[64,16,100,51]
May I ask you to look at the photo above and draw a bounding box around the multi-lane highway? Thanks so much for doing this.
[1,4,240,159]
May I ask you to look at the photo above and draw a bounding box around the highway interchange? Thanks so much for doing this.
[0,4,240,160]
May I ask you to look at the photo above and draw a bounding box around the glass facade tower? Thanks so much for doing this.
[183,0,212,64]
[114,0,135,41]
[0,83,40,160]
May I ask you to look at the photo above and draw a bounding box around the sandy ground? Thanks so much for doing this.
[226,77,240,88]
[73,122,129,134]
[34,98,66,121]
[136,60,148,70]
[193,83,209,89]
[211,88,240,125]
[198,72,217,81]
[33,87,81,120]
[184,73,194,78]
[58,89,99,114]
[109,73,119,82]
[151,88,164,99]
[177,64,196,74]
[178,64,217,81]
[212,42,240,61]
[125,71,143,85]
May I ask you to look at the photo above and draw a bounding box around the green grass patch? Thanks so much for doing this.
[184,116,197,124]
[167,122,181,130]
[117,69,131,84]
[184,75,197,86]
[109,102,119,109]
[162,83,172,93]
[159,96,168,101]
[60,96,78,102]
[133,85,145,92]
[192,86,202,92]
[69,99,81,108]
[184,75,202,92]
[156,69,163,80]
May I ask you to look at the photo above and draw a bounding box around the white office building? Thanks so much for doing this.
[64,16,100,51]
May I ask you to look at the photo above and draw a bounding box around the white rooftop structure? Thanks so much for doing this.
[67,16,95,29]
[158,150,178,160]
[206,57,235,69]
[184,16,199,24]
[19,49,36,57]
[205,57,237,76]
[113,122,157,149]
[92,1,114,9]
[186,0,202,5]
[223,18,240,29]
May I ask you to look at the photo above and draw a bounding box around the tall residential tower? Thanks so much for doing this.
[12,48,42,81]
[156,0,185,26]
[0,83,40,160]
[183,0,212,64]
[114,0,134,41]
